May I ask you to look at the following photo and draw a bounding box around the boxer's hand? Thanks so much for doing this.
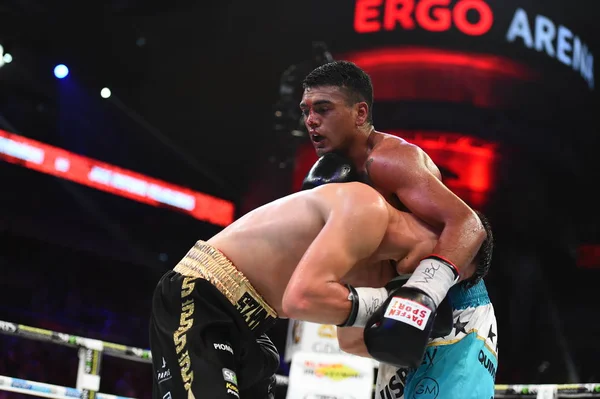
[301,152,358,190]
[385,274,453,338]
[256,333,280,377]
[431,295,453,338]
[363,286,437,368]
[239,333,280,389]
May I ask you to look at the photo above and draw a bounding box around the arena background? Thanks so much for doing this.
[0,0,599,397]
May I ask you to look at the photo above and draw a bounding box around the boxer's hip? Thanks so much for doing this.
[170,240,278,335]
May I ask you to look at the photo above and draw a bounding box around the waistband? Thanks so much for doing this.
[448,280,490,310]
[174,240,278,335]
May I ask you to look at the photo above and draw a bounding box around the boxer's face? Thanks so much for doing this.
[300,86,365,157]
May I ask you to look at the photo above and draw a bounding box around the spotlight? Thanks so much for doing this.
[100,87,111,99]
[54,64,69,79]
[3,53,12,63]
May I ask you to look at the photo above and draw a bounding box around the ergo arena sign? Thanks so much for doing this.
[353,0,594,89]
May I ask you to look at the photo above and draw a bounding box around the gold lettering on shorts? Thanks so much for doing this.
[181,276,196,297]
[173,277,196,392]
[236,292,270,330]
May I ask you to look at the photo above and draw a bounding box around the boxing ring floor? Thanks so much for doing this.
[0,319,598,399]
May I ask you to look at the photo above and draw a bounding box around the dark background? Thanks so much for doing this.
[0,0,599,397]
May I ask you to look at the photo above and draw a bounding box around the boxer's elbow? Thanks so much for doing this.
[465,210,487,245]
[282,283,319,319]
[281,289,311,319]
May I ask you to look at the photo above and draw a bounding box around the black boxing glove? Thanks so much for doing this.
[363,256,460,368]
[239,333,280,389]
[301,152,359,190]
[363,286,437,369]
[384,275,453,339]
[256,333,280,378]
[241,374,276,399]
[432,294,453,338]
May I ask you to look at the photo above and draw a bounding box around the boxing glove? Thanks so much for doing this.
[301,151,359,190]
[384,275,453,339]
[363,285,437,369]
[239,333,280,389]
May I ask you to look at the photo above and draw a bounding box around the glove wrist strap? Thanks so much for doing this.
[403,256,460,307]
[338,285,388,328]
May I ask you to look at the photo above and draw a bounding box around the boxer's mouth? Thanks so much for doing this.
[311,133,325,143]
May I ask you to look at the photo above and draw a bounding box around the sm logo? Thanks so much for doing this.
[354,0,493,36]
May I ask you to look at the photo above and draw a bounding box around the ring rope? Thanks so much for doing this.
[0,374,134,399]
[0,319,151,363]
[1,319,599,398]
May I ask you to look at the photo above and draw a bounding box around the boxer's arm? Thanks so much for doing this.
[282,191,388,326]
[337,327,371,358]
[367,142,486,278]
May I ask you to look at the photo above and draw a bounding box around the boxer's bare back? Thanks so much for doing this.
[207,182,440,317]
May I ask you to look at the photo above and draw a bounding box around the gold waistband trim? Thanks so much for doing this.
[174,240,278,331]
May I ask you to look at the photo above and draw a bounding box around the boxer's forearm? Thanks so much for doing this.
[337,327,372,358]
[433,213,486,279]
[282,281,352,326]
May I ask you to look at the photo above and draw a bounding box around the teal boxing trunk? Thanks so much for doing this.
[376,280,498,399]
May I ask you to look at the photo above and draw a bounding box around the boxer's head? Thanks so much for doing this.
[300,61,374,156]
[463,210,494,288]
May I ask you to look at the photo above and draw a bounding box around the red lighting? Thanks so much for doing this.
[293,131,499,208]
[577,245,600,269]
[354,0,494,36]
[338,47,536,107]
[0,130,235,227]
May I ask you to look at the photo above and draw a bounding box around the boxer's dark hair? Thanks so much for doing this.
[462,210,494,288]
[303,61,374,123]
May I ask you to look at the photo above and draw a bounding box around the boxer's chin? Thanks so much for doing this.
[313,143,330,157]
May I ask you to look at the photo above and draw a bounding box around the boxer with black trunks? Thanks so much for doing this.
[149,153,481,399]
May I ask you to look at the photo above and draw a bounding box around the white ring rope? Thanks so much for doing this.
[0,375,134,399]
[1,319,599,398]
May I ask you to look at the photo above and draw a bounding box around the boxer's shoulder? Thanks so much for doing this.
[316,181,386,209]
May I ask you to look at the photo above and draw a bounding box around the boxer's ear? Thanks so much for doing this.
[355,102,368,127]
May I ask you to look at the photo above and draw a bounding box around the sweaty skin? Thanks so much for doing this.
[205,182,448,327]
[300,86,486,280]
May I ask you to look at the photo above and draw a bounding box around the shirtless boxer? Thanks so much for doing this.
[300,59,487,305]
[149,153,477,399]
[301,61,496,397]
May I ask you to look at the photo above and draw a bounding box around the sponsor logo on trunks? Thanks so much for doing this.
[478,350,496,380]
[413,377,439,398]
[302,361,362,381]
[157,357,172,384]
[378,368,407,399]
[223,368,239,397]
[384,297,432,330]
[226,382,239,398]
[214,343,234,355]
[162,392,172,399]
[157,368,172,383]
[421,348,437,367]
[222,368,238,385]
[236,292,275,331]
